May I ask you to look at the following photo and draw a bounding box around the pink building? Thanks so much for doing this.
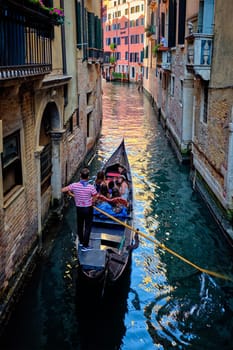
[103,0,145,82]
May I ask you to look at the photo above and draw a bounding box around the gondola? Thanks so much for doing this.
[76,139,138,292]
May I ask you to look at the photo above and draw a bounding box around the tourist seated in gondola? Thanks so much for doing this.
[94,183,110,206]
[117,174,129,200]
[118,165,128,181]
[93,186,128,218]
[107,180,115,196]
[94,170,106,193]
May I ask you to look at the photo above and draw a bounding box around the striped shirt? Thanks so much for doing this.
[68,181,97,207]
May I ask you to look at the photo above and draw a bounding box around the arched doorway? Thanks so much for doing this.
[38,102,62,226]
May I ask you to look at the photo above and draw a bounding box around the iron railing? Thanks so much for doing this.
[0,1,53,80]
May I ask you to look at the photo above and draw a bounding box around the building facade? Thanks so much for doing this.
[103,0,145,82]
[144,0,233,241]
[0,0,103,323]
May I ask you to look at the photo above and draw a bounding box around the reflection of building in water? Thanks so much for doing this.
[143,0,233,241]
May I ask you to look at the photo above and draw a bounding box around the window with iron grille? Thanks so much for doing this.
[2,131,22,196]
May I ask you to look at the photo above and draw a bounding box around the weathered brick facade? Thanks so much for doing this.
[143,0,233,239]
[0,0,103,324]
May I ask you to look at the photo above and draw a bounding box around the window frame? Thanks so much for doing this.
[2,130,23,197]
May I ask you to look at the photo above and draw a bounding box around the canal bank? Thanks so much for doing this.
[143,85,233,246]
[151,101,233,247]
[0,82,233,350]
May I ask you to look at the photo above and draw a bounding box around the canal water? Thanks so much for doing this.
[1,82,233,350]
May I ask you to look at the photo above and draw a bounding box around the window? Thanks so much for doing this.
[87,112,91,138]
[129,52,139,63]
[171,76,175,96]
[68,115,73,133]
[87,92,92,106]
[162,73,167,89]
[201,81,208,123]
[132,66,135,78]
[130,20,135,27]
[2,131,23,196]
[180,80,183,105]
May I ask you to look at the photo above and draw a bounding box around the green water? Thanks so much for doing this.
[0,82,233,350]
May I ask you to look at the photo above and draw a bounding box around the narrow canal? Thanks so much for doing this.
[1,82,233,350]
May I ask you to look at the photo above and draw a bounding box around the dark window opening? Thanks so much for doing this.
[3,131,22,196]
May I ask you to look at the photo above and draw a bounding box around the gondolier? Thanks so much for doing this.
[76,139,138,295]
[62,167,97,251]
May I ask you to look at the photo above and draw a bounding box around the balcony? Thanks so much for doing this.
[0,0,55,81]
[156,46,171,70]
[186,33,213,81]
[87,48,104,64]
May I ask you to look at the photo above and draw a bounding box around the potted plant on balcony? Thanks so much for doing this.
[110,43,117,51]
[109,56,116,64]
[27,0,64,25]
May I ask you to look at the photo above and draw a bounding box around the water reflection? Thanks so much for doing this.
[95,81,233,349]
[75,262,131,350]
[0,81,233,350]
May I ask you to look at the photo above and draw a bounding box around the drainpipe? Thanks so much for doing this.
[60,0,68,106]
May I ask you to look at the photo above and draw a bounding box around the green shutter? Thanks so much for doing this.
[76,2,82,49]
[88,12,95,48]
[140,50,144,61]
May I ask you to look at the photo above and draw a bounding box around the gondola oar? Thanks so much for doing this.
[93,205,233,282]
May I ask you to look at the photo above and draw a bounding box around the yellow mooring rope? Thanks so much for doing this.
[93,205,233,282]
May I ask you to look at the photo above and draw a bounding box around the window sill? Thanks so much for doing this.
[3,185,24,209]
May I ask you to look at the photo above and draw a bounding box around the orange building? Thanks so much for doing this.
[102,0,145,82]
